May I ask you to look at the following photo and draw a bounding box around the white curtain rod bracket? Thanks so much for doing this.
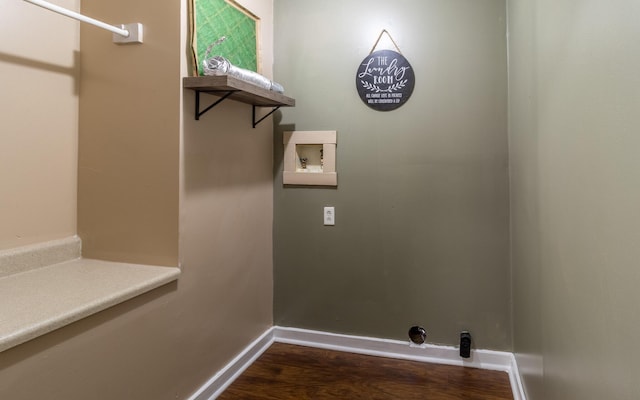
[113,23,144,45]
[23,0,144,44]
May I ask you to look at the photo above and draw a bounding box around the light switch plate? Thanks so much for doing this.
[324,207,335,226]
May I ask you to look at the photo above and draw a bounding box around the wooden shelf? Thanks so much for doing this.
[184,75,295,107]
[183,75,295,126]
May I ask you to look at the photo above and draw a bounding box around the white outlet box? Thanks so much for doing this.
[324,207,335,226]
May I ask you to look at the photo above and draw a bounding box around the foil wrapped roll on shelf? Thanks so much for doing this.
[202,56,285,94]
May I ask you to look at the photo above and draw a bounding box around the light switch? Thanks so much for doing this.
[324,207,335,226]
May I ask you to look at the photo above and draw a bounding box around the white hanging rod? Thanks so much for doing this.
[23,0,143,44]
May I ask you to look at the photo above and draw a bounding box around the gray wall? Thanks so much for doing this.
[509,0,640,399]
[273,0,511,350]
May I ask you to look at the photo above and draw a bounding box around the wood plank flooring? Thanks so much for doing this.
[218,343,514,399]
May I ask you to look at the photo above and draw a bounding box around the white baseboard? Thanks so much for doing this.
[187,328,275,400]
[274,327,526,400]
[190,326,526,400]
[509,351,527,400]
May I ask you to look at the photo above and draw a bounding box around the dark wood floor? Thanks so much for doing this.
[218,343,513,399]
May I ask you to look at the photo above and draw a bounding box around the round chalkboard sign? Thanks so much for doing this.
[356,49,415,111]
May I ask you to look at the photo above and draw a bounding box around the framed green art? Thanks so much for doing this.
[189,0,260,76]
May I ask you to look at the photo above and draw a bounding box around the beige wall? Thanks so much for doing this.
[509,1,640,399]
[0,0,79,250]
[179,0,275,391]
[273,0,511,350]
[0,0,274,399]
[77,0,180,266]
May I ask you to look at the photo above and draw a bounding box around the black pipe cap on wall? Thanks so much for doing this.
[408,326,427,345]
[460,331,472,358]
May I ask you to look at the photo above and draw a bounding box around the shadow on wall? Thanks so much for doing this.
[0,50,80,95]
[182,92,275,192]
[271,110,293,183]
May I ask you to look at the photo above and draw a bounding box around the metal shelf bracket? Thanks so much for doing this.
[194,90,234,120]
[253,105,281,128]
[193,91,280,128]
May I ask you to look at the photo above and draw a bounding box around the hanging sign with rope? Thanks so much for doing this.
[355,30,415,111]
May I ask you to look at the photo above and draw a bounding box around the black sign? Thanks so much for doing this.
[356,49,415,111]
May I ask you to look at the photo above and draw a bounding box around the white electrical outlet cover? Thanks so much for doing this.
[324,207,335,226]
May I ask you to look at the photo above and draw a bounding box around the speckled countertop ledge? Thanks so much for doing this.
[0,236,82,278]
[0,237,180,352]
